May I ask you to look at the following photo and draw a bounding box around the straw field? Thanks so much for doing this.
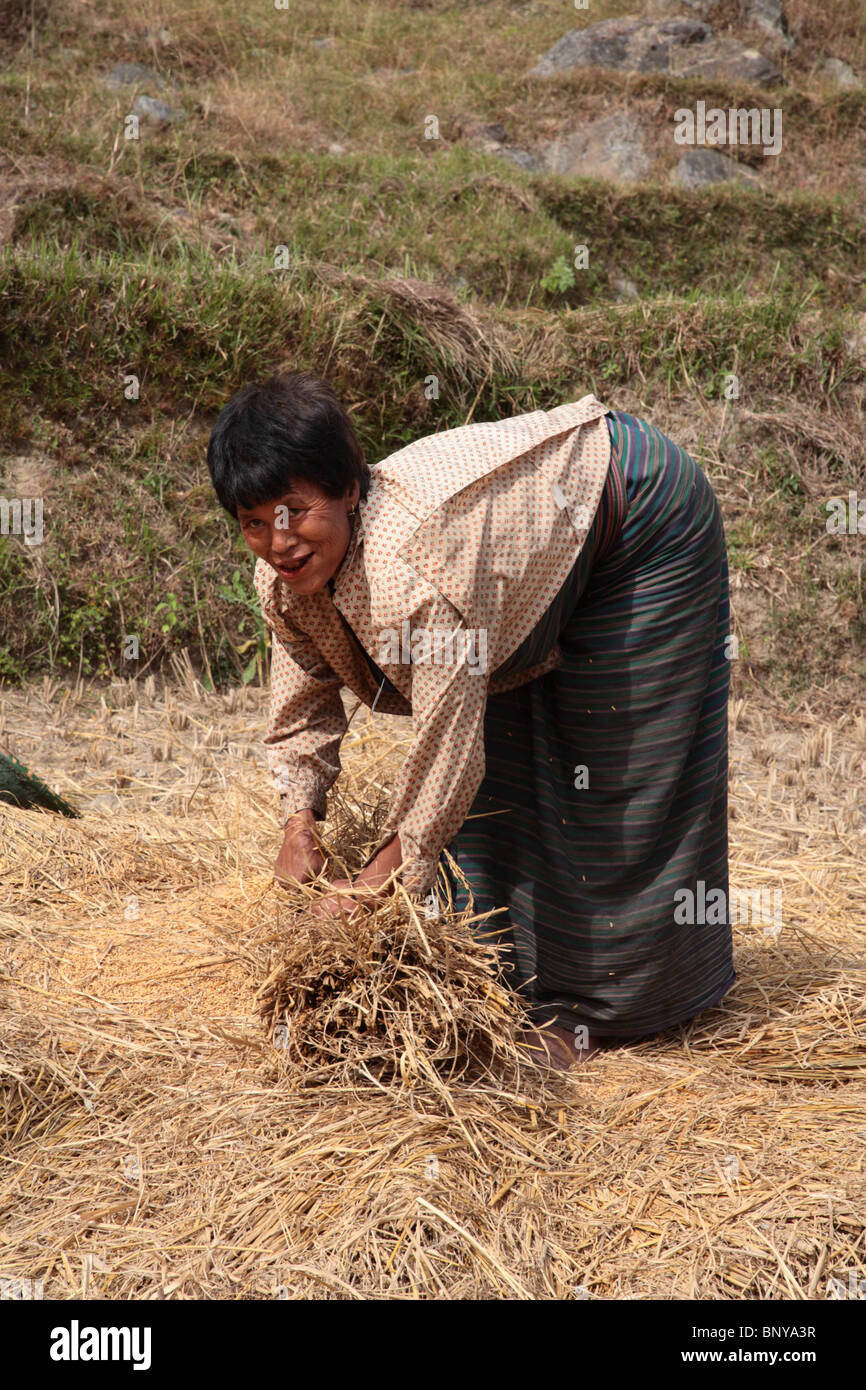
[1,669,864,1300]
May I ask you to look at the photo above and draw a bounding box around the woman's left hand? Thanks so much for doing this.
[309,836,402,921]
[311,878,374,921]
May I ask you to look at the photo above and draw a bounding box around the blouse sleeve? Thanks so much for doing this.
[264,619,348,823]
[376,594,489,896]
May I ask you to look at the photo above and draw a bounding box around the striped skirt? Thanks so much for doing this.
[439,410,734,1039]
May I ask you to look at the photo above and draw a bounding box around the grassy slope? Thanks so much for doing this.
[0,0,864,700]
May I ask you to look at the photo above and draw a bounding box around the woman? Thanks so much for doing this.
[207,371,734,1069]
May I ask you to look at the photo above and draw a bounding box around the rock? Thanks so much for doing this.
[670,149,760,187]
[543,111,651,184]
[102,62,167,91]
[132,95,186,127]
[458,119,544,171]
[531,15,783,86]
[821,57,863,91]
[652,0,793,49]
[612,276,640,300]
[461,120,509,147]
[745,0,794,52]
[842,312,866,357]
[532,17,650,76]
[493,145,545,172]
[327,141,346,156]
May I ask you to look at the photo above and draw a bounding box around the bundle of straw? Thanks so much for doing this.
[253,872,529,1093]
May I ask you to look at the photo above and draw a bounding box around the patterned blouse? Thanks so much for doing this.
[254,393,612,894]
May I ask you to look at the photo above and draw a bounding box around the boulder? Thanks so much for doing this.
[132,95,186,127]
[493,146,546,172]
[531,15,783,86]
[459,120,545,173]
[543,111,652,184]
[670,149,760,187]
[672,0,793,48]
[461,120,509,147]
[745,0,794,52]
[821,57,863,91]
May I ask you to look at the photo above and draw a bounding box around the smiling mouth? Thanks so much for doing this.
[275,553,313,577]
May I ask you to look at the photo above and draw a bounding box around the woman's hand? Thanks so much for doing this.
[275,808,325,886]
[308,835,404,921]
[310,878,373,921]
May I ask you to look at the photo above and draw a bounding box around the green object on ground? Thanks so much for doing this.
[0,749,80,817]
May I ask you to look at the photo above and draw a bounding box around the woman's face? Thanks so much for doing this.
[237,478,360,595]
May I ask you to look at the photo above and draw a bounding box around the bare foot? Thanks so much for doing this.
[517,1024,601,1071]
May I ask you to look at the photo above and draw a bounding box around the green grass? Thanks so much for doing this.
[5,143,863,314]
[0,0,864,696]
[0,241,854,434]
[0,240,860,687]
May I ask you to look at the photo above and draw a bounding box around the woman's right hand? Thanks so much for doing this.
[275,808,325,886]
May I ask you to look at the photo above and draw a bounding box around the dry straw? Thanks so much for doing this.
[1,676,864,1299]
[254,876,527,1095]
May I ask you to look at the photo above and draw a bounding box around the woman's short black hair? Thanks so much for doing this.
[207,370,370,518]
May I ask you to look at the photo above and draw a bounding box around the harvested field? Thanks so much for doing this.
[2,0,865,1310]
[1,675,864,1300]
